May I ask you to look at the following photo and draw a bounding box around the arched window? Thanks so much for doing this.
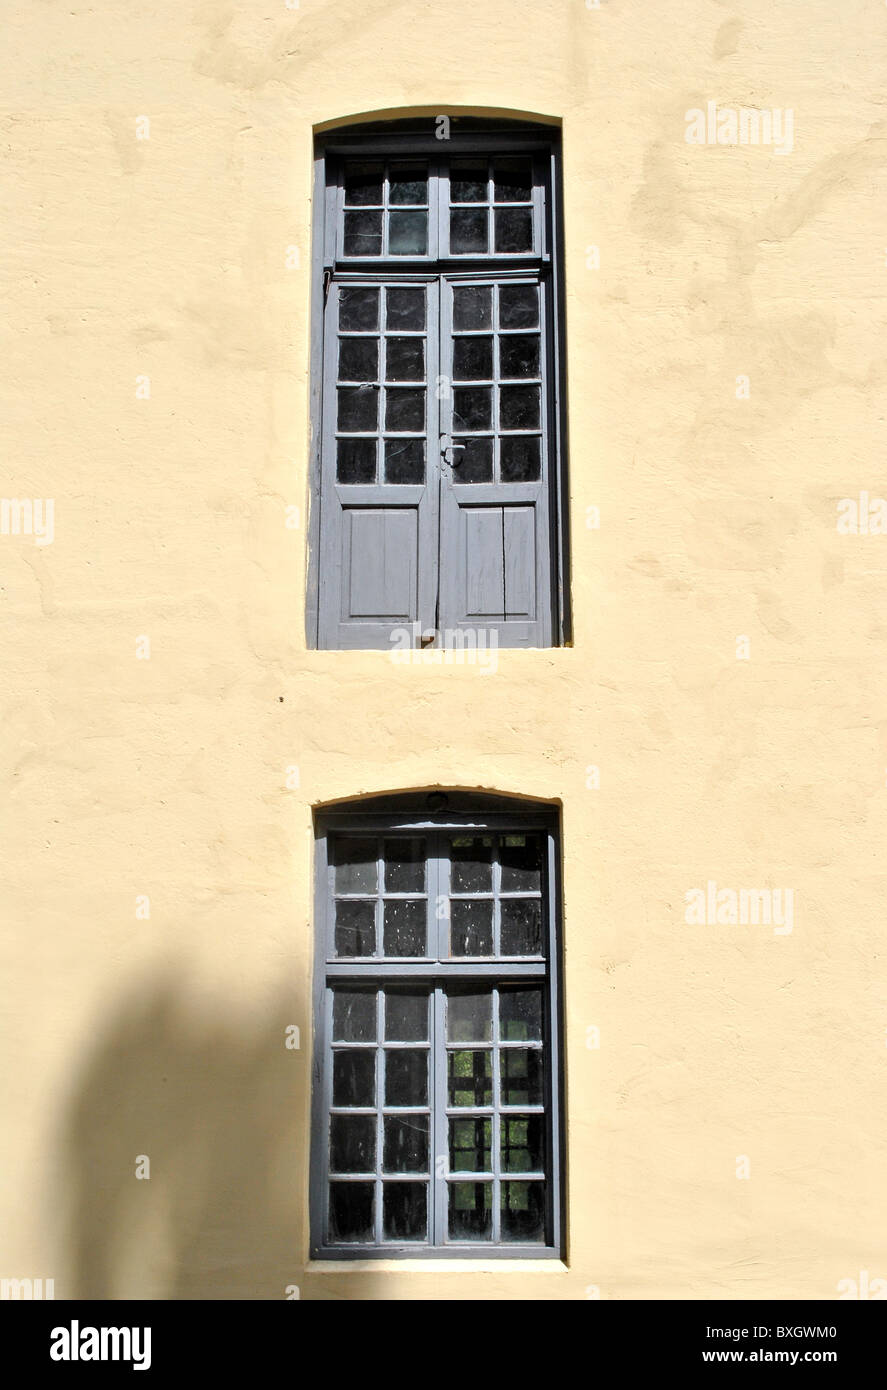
[306,116,571,650]
[310,791,564,1257]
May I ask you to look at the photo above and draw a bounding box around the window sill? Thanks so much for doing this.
[304,1259,568,1274]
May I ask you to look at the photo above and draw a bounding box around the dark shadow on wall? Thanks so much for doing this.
[59,971,328,1300]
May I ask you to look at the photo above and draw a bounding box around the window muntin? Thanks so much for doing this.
[312,811,562,1258]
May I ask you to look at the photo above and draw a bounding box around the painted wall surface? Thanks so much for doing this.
[2,0,887,1301]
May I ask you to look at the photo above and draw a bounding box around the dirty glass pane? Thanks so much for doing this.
[330,1114,376,1172]
[450,899,494,956]
[383,1115,429,1173]
[382,899,426,956]
[344,209,383,256]
[332,1050,376,1107]
[384,990,428,1042]
[333,989,377,1043]
[385,1049,429,1107]
[499,436,540,483]
[499,987,543,1042]
[329,1182,374,1242]
[500,1181,545,1242]
[339,286,379,332]
[447,1050,493,1107]
[383,1182,427,1240]
[500,899,542,956]
[344,161,383,205]
[384,438,425,485]
[500,1048,544,1106]
[336,438,376,485]
[334,900,376,958]
[448,1182,493,1240]
[446,990,493,1043]
[450,207,488,254]
[453,284,492,331]
[449,1117,492,1172]
[450,836,493,893]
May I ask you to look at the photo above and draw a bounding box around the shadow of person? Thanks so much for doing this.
[60,971,306,1300]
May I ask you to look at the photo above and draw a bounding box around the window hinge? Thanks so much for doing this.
[322,267,333,303]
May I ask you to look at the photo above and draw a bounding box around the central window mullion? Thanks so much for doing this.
[433,982,447,1246]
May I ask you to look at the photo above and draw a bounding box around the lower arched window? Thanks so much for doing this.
[310,792,563,1258]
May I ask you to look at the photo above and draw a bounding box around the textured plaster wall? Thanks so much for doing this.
[2,0,887,1300]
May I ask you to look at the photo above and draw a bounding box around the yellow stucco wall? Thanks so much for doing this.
[3,0,887,1301]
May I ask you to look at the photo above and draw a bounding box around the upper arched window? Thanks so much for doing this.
[306,117,570,651]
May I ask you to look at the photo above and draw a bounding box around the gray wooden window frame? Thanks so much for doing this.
[310,794,565,1260]
[306,119,571,650]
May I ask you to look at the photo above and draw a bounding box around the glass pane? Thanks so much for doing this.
[450,160,488,203]
[389,210,428,256]
[344,161,383,205]
[499,988,543,1042]
[501,1114,544,1173]
[447,991,493,1043]
[332,1050,376,1107]
[448,1182,493,1240]
[500,834,543,890]
[449,1116,492,1172]
[336,438,376,485]
[453,387,492,432]
[498,283,538,329]
[385,1049,428,1106]
[344,209,383,256]
[383,1115,429,1173]
[384,438,425,485]
[389,162,428,205]
[337,385,378,432]
[383,837,426,892]
[494,206,533,253]
[447,1049,493,1107]
[383,1182,427,1241]
[334,901,376,958]
[386,286,426,331]
[499,384,540,430]
[450,899,493,956]
[338,337,379,383]
[333,838,374,892]
[456,437,494,483]
[499,334,540,379]
[385,389,425,433]
[385,991,428,1042]
[329,1182,374,1242]
[501,1048,544,1106]
[382,899,426,956]
[500,899,542,955]
[453,336,493,381]
[330,1113,375,1172]
[333,989,376,1043]
[453,284,492,331]
[339,286,379,332]
[450,207,488,254]
[500,1181,545,1242]
[450,836,493,892]
[493,157,532,202]
[499,436,541,483]
[385,337,425,382]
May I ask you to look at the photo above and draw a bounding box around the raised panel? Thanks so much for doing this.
[463,507,504,618]
[503,506,535,619]
[342,508,418,622]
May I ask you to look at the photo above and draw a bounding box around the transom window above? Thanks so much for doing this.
[308,118,569,650]
[336,153,543,260]
[311,796,563,1258]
